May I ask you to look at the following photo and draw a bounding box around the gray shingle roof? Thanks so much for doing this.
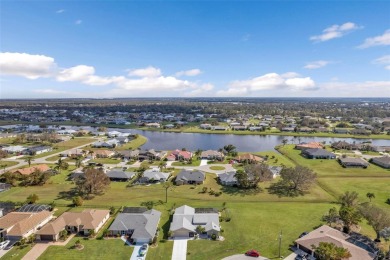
[106,170,135,180]
[170,205,220,233]
[108,209,161,240]
[176,170,205,182]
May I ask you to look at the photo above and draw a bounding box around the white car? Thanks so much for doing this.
[0,240,10,250]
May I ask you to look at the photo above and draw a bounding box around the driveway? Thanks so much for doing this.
[172,239,187,260]
[199,159,208,166]
[130,244,145,260]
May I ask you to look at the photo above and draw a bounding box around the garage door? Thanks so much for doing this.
[135,238,150,244]
[39,235,54,241]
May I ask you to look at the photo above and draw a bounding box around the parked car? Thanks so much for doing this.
[0,240,10,250]
[139,243,148,256]
[245,250,260,257]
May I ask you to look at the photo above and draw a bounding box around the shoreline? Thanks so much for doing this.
[1,120,390,140]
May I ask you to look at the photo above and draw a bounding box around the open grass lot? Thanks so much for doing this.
[115,135,148,150]
[90,158,121,164]
[1,244,34,260]
[33,138,95,159]
[0,160,19,168]
[318,177,390,212]
[277,145,390,177]
[172,158,201,166]
[38,238,133,260]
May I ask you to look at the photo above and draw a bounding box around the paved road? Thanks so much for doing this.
[171,239,188,260]
[0,139,96,174]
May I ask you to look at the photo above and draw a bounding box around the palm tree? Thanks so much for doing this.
[366,192,375,202]
[0,163,7,173]
[282,139,288,146]
[25,156,34,167]
[162,182,173,203]
[75,156,83,168]
[158,161,167,172]
[55,158,69,174]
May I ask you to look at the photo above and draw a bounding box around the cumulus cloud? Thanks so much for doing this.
[318,81,390,97]
[217,72,317,96]
[0,52,57,79]
[33,89,68,94]
[372,55,390,70]
[175,69,202,77]
[310,22,361,42]
[186,83,214,96]
[56,65,123,86]
[304,60,332,69]
[128,66,162,77]
[358,30,390,48]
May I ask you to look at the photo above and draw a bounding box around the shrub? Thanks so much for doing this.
[211,234,217,240]
[73,196,83,207]
[225,217,231,222]
[109,206,116,215]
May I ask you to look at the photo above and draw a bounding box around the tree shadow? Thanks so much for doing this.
[56,187,79,204]
[267,181,304,198]
[220,185,262,196]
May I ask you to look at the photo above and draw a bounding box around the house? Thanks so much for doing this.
[92,139,119,148]
[119,150,139,160]
[140,168,170,183]
[94,150,116,158]
[106,169,135,181]
[59,148,85,158]
[166,149,192,161]
[12,164,51,176]
[69,168,85,180]
[0,211,53,240]
[2,145,27,154]
[175,170,205,185]
[295,225,378,260]
[145,123,160,128]
[234,153,264,163]
[108,208,161,243]
[36,209,110,241]
[212,126,227,131]
[333,128,350,134]
[138,149,165,161]
[23,145,52,155]
[116,136,129,144]
[301,148,336,159]
[107,131,122,138]
[169,205,220,238]
[199,124,212,129]
[232,126,247,131]
[295,142,324,150]
[218,171,238,186]
[331,141,359,150]
[268,166,283,178]
[339,157,369,168]
[200,150,224,161]
[370,156,390,169]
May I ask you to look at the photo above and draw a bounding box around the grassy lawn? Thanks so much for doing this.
[0,160,20,168]
[317,177,390,212]
[90,158,121,164]
[115,135,147,150]
[276,145,390,177]
[171,158,201,167]
[209,166,225,170]
[38,237,133,260]
[2,244,34,260]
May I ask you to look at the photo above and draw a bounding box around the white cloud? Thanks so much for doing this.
[175,69,202,77]
[241,34,251,42]
[217,72,317,96]
[57,65,124,86]
[372,55,390,70]
[56,9,65,14]
[358,29,390,48]
[186,83,214,96]
[117,76,196,91]
[0,52,57,79]
[304,60,332,69]
[128,66,161,77]
[310,22,361,42]
[75,20,82,25]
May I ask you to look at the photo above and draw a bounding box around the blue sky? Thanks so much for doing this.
[1,1,389,98]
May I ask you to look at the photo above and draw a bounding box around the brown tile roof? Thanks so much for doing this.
[37,209,109,236]
[94,150,115,157]
[296,225,376,260]
[296,142,324,149]
[12,164,51,176]
[0,211,53,236]
[235,153,264,162]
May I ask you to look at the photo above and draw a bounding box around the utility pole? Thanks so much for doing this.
[278,230,282,259]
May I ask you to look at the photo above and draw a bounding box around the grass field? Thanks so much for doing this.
[209,166,225,170]
[276,145,390,177]
[172,158,201,167]
[0,143,389,259]
[0,160,19,168]
[33,138,95,159]
[115,135,148,150]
